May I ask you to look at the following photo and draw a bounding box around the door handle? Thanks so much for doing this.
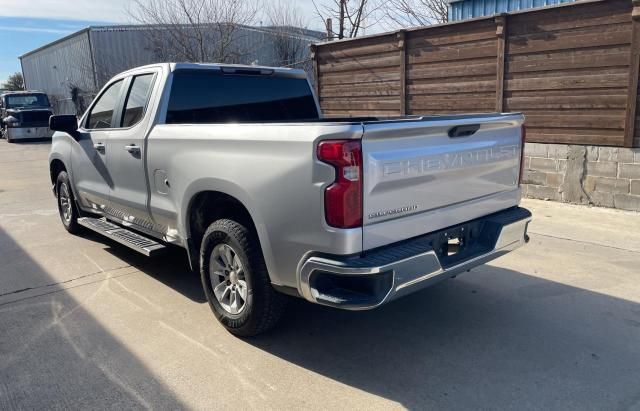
[124,144,141,154]
[93,142,105,152]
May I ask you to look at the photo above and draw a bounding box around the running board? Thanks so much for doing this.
[77,217,166,257]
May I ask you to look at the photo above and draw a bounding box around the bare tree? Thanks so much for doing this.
[312,0,382,39]
[385,0,449,27]
[264,0,309,67]
[128,0,258,63]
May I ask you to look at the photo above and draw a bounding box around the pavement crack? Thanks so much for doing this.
[529,231,640,254]
[0,268,140,308]
[0,264,132,298]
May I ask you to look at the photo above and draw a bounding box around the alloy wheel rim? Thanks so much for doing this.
[209,243,247,315]
[59,183,72,223]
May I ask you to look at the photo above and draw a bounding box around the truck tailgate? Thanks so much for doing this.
[361,114,524,250]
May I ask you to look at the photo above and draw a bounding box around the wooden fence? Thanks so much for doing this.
[311,0,640,148]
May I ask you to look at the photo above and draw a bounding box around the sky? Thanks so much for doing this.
[0,0,331,85]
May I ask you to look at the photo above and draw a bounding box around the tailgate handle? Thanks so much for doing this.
[448,124,480,138]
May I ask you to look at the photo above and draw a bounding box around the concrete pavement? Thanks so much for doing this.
[1,139,639,410]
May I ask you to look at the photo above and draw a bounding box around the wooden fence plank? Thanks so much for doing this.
[507,29,631,55]
[409,97,496,110]
[408,80,497,94]
[320,54,400,74]
[408,62,496,80]
[408,40,498,64]
[507,66,630,80]
[507,50,629,73]
[310,44,319,99]
[399,30,407,116]
[525,114,625,129]
[506,74,628,91]
[624,0,640,147]
[320,70,401,86]
[496,15,507,112]
[526,133,624,145]
[505,95,627,109]
[506,88,629,98]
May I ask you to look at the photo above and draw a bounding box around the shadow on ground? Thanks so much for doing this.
[100,232,640,409]
[246,267,640,409]
[3,222,640,409]
[0,227,186,409]
[105,244,206,303]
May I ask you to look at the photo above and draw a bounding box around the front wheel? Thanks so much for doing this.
[200,219,286,336]
[56,171,82,234]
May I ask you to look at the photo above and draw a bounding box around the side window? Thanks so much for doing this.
[121,74,155,127]
[86,80,124,129]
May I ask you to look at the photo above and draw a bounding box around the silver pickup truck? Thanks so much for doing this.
[48,63,530,336]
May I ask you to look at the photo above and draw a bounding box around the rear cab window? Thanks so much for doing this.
[166,70,319,124]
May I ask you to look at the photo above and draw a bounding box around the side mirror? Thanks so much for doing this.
[49,115,78,135]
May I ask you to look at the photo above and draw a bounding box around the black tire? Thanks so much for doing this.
[200,219,286,337]
[56,171,82,234]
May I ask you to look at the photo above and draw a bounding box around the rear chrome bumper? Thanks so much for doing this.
[298,207,531,310]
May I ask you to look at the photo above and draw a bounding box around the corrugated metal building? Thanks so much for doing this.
[448,0,579,21]
[20,24,323,114]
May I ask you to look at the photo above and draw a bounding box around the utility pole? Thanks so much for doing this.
[326,18,334,41]
[339,0,346,39]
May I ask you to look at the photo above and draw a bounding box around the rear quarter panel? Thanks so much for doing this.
[146,123,364,286]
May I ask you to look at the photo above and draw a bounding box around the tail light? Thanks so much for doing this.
[519,124,526,186]
[317,140,363,228]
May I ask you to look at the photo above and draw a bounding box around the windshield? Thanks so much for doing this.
[5,94,50,109]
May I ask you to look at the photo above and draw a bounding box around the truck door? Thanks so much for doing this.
[105,72,158,231]
[71,79,125,213]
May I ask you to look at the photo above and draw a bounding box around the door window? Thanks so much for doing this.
[121,74,155,127]
[86,80,124,129]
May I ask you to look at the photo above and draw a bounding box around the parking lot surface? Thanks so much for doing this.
[1,139,639,410]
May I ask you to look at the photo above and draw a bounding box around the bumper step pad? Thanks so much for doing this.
[77,217,166,257]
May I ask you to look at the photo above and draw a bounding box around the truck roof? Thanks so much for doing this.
[1,90,48,96]
[117,62,307,79]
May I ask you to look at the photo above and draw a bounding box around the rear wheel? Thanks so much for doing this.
[200,219,286,336]
[56,171,82,234]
